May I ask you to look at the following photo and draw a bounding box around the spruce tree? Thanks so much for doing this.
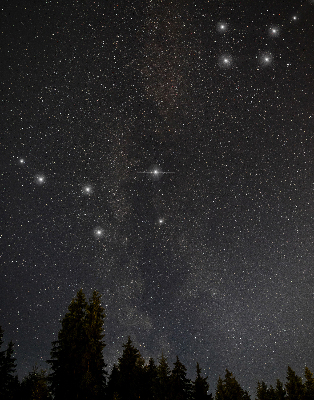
[106,364,120,400]
[48,289,88,399]
[142,357,158,400]
[304,367,314,400]
[267,385,277,400]
[81,291,107,399]
[48,289,106,400]
[192,363,211,400]
[156,353,171,400]
[285,366,304,400]
[256,381,268,400]
[275,379,286,400]
[20,366,51,400]
[169,356,192,400]
[0,327,19,400]
[115,336,145,400]
[215,369,250,400]
[215,377,224,400]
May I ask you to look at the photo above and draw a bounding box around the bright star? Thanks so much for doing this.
[217,21,228,33]
[137,164,175,181]
[258,52,273,67]
[34,174,46,185]
[218,54,233,69]
[269,25,280,37]
[82,184,93,195]
[93,227,104,239]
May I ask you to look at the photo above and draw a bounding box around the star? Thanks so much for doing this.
[218,54,233,69]
[269,25,280,37]
[34,174,46,185]
[153,168,160,176]
[93,227,104,239]
[217,21,228,33]
[82,185,93,195]
[137,165,175,181]
[258,52,273,67]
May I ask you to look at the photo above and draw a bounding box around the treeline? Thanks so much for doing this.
[1,289,314,400]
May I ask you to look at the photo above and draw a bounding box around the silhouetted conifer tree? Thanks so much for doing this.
[285,366,304,400]
[192,363,211,400]
[256,381,268,400]
[267,385,277,400]
[48,289,87,398]
[169,356,192,400]
[48,289,106,400]
[303,366,314,400]
[156,353,171,400]
[215,377,225,400]
[115,336,145,400]
[81,291,107,398]
[0,327,19,400]
[275,379,286,400]
[20,366,51,400]
[142,357,158,400]
[106,364,120,400]
[215,369,250,400]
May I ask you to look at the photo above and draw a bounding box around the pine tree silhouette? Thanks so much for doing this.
[48,289,106,400]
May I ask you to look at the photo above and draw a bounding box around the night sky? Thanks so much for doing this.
[1,0,314,395]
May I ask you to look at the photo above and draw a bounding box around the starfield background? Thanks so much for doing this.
[1,0,314,394]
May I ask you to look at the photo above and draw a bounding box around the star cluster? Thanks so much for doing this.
[1,0,314,395]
